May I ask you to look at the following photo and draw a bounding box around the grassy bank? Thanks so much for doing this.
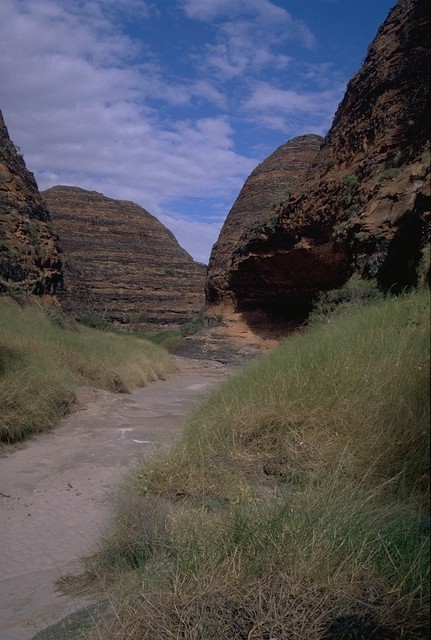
[87,287,430,639]
[0,299,176,443]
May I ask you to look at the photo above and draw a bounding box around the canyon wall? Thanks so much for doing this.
[206,134,322,316]
[0,111,63,295]
[205,0,430,329]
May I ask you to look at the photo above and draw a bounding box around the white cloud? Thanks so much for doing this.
[241,81,345,135]
[159,213,222,265]
[182,0,314,82]
[0,0,351,263]
[0,0,257,262]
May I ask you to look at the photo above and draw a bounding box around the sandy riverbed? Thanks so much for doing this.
[0,357,234,640]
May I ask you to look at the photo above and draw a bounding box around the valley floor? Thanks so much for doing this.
[0,357,235,640]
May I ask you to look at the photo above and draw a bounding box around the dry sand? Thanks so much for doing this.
[0,357,234,640]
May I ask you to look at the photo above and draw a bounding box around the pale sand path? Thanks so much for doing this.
[0,357,234,640]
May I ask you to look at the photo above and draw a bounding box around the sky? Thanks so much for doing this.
[0,0,395,264]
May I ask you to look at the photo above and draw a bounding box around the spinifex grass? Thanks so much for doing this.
[0,299,176,443]
[88,288,429,639]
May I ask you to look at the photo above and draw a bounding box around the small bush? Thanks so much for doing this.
[377,167,401,182]
[343,173,359,190]
[79,313,110,331]
[180,315,205,336]
[308,277,384,323]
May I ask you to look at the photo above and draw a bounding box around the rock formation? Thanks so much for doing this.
[205,0,430,330]
[0,111,63,295]
[206,134,322,310]
[42,186,206,328]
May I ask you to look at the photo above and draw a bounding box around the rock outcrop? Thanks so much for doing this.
[42,186,206,328]
[205,0,430,330]
[0,111,63,295]
[206,134,322,309]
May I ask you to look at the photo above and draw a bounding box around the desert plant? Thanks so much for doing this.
[180,314,205,336]
[377,167,401,182]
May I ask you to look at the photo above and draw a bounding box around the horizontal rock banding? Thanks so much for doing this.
[42,186,206,328]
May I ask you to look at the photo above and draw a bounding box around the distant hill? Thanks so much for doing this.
[42,186,206,329]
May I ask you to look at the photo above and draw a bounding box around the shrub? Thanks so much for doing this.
[180,314,205,336]
[79,313,110,331]
[308,277,384,323]
[377,167,401,182]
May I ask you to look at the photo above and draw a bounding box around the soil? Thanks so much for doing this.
[0,356,244,640]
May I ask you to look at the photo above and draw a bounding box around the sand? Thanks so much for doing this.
[0,357,233,640]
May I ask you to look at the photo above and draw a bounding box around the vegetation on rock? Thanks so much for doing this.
[0,111,63,296]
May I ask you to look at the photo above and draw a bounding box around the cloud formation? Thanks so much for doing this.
[0,0,350,262]
[183,0,314,82]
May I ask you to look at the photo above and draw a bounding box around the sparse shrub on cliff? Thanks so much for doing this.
[343,173,359,190]
[377,166,401,182]
[26,222,39,245]
[79,313,110,331]
[88,287,430,640]
[0,142,22,162]
[421,151,430,170]
[265,212,279,230]
[339,173,359,208]
[180,314,205,336]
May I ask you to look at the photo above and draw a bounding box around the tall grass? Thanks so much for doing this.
[0,299,176,443]
[87,288,430,639]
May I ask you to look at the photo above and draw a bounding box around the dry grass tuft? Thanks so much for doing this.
[86,288,430,640]
[0,299,176,442]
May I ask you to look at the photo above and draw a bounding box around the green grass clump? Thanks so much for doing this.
[308,276,384,323]
[88,288,430,639]
[135,314,206,352]
[136,329,183,352]
[0,300,176,443]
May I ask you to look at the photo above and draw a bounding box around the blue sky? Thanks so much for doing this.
[0,0,394,263]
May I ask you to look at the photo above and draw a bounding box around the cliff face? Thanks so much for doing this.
[206,0,430,327]
[206,134,322,310]
[42,186,206,328]
[0,111,63,294]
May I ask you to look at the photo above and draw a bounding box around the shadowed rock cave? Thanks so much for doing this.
[377,194,431,292]
[229,242,350,334]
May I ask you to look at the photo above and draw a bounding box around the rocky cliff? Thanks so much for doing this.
[42,186,206,328]
[206,134,322,310]
[206,0,430,330]
[0,111,63,295]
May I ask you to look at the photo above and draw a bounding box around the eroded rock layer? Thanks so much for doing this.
[0,111,63,294]
[42,186,206,328]
[207,0,430,326]
[206,134,322,309]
